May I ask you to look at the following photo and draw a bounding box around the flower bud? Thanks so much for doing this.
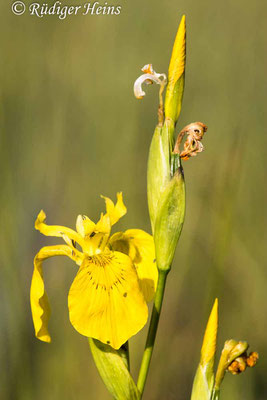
[164,15,186,124]
[190,299,218,400]
[147,120,185,272]
[89,339,140,400]
[147,125,171,232]
[153,160,185,271]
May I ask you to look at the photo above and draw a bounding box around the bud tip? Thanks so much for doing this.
[200,298,218,366]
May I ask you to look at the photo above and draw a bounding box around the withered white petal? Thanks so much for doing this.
[134,65,167,99]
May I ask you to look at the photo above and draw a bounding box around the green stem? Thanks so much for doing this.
[211,388,220,400]
[137,270,169,397]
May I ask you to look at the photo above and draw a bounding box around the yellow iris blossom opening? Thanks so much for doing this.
[30,193,158,349]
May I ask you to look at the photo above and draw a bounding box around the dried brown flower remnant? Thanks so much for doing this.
[173,122,208,160]
[227,351,259,375]
[228,356,247,375]
[246,351,259,368]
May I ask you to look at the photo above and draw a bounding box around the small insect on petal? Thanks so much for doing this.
[134,64,167,99]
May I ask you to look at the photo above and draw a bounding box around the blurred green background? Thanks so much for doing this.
[0,0,266,398]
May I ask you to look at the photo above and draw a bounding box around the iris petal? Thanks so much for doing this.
[35,210,84,249]
[101,192,127,226]
[109,230,158,302]
[76,215,96,238]
[30,245,83,342]
[68,250,148,349]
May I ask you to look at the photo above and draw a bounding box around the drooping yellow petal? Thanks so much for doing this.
[101,193,127,226]
[30,245,83,343]
[35,210,84,249]
[68,250,148,349]
[109,229,158,302]
[31,253,51,343]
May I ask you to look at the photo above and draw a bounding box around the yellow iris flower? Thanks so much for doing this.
[30,193,158,349]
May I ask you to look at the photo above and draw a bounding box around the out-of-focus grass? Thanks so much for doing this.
[0,0,266,399]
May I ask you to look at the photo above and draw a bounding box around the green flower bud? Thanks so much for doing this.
[147,124,171,232]
[147,119,185,272]
[145,17,208,273]
[153,157,185,271]
[89,339,140,400]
